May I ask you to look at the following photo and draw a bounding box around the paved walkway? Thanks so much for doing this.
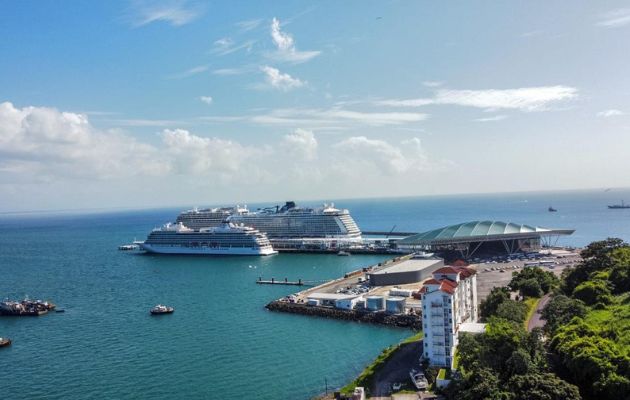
[527,294,551,332]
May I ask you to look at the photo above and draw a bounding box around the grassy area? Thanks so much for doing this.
[452,349,459,370]
[340,345,399,395]
[340,330,422,395]
[401,330,424,344]
[523,297,541,329]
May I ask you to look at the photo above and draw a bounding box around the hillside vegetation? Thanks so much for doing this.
[444,238,630,400]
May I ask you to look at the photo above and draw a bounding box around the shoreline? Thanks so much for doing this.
[266,300,422,329]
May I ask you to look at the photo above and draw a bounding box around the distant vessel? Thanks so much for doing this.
[0,337,11,347]
[141,221,277,256]
[337,250,351,256]
[0,298,56,316]
[548,206,557,212]
[175,201,362,240]
[150,305,174,315]
[608,200,630,209]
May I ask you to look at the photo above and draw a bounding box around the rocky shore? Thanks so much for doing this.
[266,301,422,329]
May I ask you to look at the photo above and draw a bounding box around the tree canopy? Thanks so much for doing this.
[509,266,559,297]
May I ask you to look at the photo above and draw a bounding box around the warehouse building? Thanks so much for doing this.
[368,257,444,286]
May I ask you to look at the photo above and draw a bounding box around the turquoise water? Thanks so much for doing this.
[2,189,630,399]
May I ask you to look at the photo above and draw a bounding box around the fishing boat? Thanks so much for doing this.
[608,200,630,209]
[150,305,174,315]
[548,206,557,212]
[409,369,428,390]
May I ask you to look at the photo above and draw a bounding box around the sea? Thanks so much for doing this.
[1,189,630,400]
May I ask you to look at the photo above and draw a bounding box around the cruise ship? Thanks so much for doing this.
[176,201,362,239]
[141,221,277,256]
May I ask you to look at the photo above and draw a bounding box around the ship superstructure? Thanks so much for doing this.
[141,221,277,256]
[176,202,362,240]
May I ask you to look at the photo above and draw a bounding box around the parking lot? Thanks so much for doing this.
[471,249,582,301]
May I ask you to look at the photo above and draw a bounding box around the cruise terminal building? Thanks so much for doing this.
[397,220,574,258]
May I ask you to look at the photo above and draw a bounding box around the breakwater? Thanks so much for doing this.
[266,301,422,329]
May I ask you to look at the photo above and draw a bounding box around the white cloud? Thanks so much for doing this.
[199,96,213,105]
[0,102,166,181]
[161,129,254,175]
[597,8,630,28]
[260,66,305,91]
[126,0,202,27]
[169,65,208,79]
[597,109,624,117]
[474,115,507,122]
[212,67,251,76]
[281,129,318,160]
[250,107,428,126]
[236,19,263,32]
[211,39,256,56]
[0,101,451,210]
[333,136,428,174]
[213,37,233,50]
[377,86,578,111]
[267,17,321,64]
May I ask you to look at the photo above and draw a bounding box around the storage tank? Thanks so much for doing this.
[386,297,406,314]
[366,295,385,311]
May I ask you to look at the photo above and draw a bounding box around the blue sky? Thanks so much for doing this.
[1,1,630,211]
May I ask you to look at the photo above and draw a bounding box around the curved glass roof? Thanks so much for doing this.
[400,220,571,244]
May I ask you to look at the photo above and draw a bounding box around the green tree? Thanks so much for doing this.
[519,278,543,298]
[510,266,559,296]
[505,349,533,376]
[496,300,528,324]
[506,373,581,400]
[482,318,528,374]
[572,280,612,305]
[456,332,483,372]
[541,295,587,335]
[550,319,630,399]
[444,368,508,400]
[563,238,629,294]
[609,249,630,294]
[479,286,510,320]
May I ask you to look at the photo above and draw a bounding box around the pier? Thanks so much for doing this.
[256,277,329,286]
[257,277,306,286]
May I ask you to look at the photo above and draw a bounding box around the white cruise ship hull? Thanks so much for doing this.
[141,244,277,256]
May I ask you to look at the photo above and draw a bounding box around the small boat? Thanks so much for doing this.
[118,244,139,251]
[0,337,11,347]
[150,305,174,315]
[409,369,428,390]
[548,206,557,212]
[337,251,351,256]
[608,200,630,209]
[55,309,65,313]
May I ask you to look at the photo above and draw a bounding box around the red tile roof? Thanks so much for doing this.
[433,266,476,279]
[421,275,459,295]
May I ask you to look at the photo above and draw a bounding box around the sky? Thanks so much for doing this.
[1,1,630,212]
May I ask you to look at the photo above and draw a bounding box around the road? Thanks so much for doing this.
[527,294,551,332]
[370,340,423,398]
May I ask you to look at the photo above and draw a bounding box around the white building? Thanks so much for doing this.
[305,293,363,310]
[420,266,478,368]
